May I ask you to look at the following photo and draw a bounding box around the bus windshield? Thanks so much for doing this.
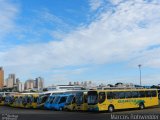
[37,97,42,104]
[87,91,98,105]
[66,95,74,105]
[46,96,52,103]
[75,92,84,105]
[37,95,48,104]
[49,97,55,103]
[53,96,60,104]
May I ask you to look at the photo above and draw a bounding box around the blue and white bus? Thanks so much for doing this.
[44,95,57,109]
[51,94,72,111]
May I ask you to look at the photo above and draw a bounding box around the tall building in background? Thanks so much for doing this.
[35,77,44,91]
[18,82,24,92]
[0,67,4,88]
[5,74,16,88]
[16,78,20,85]
[9,74,16,85]
[69,82,72,85]
[25,79,34,90]
[3,79,7,87]
[33,80,37,88]
[24,77,44,91]
[6,78,14,88]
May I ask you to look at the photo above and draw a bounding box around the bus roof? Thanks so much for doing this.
[89,88,158,92]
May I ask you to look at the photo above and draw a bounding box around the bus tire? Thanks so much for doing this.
[139,103,145,110]
[108,105,114,113]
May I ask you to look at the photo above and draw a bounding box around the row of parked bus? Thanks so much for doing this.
[0,89,160,112]
[0,91,88,111]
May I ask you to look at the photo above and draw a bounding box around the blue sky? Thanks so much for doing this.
[1,0,160,86]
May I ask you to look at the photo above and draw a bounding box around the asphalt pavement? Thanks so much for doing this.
[0,105,160,120]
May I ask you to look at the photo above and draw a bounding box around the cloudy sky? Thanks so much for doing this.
[0,0,160,86]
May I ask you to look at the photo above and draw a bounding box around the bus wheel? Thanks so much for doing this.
[139,103,145,110]
[108,105,114,113]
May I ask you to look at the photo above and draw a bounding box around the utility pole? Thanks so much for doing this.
[138,64,142,86]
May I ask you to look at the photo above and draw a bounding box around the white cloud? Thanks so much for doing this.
[89,0,104,11]
[1,0,160,85]
[0,0,19,40]
[41,9,70,29]
[130,47,160,68]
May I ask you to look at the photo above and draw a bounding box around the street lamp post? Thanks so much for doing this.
[138,64,142,86]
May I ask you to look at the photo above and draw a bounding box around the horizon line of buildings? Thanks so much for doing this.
[0,67,44,92]
[1,66,160,92]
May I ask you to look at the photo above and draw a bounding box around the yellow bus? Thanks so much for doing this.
[87,89,159,112]
[75,91,88,111]
[10,94,23,107]
[24,94,39,108]
[12,96,20,107]
[64,94,76,111]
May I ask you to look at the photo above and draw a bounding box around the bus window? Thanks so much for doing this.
[76,92,83,105]
[59,97,67,104]
[107,92,113,99]
[42,96,48,103]
[77,96,83,104]
[99,92,106,104]
[72,97,76,104]
[113,92,120,99]
[118,92,125,99]
[87,91,98,105]
[151,91,157,97]
[50,97,55,104]
[34,97,38,102]
[139,91,146,98]
[84,95,87,103]
[132,91,139,98]
[125,91,132,98]
[145,91,151,97]
[66,95,74,105]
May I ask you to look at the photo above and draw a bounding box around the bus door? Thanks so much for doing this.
[98,92,106,110]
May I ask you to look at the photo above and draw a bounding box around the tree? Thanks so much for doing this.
[107,84,114,87]
[43,88,48,92]
[115,82,123,86]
